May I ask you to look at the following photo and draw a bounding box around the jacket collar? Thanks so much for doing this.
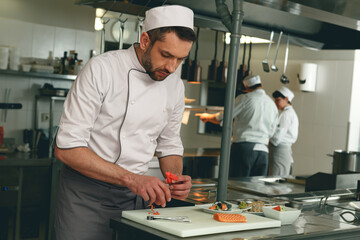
[128,43,146,72]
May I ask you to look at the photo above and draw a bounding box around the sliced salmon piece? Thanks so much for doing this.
[213,213,247,223]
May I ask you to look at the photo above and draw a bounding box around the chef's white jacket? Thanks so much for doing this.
[56,44,185,174]
[216,89,278,145]
[270,105,299,146]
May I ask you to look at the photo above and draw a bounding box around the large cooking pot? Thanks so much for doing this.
[328,150,360,174]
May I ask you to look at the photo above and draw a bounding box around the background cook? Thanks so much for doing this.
[196,75,278,177]
[269,86,299,176]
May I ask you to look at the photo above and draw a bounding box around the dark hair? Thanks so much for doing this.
[272,91,291,104]
[272,91,285,99]
[248,84,262,90]
[147,26,196,44]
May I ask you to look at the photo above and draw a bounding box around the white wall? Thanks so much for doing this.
[0,0,95,31]
[0,1,96,146]
[348,50,360,151]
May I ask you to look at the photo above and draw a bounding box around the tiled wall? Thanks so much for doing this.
[0,17,96,145]
[0,17,95,61]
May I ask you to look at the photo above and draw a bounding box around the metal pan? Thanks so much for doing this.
[237,41,247,82]
[207,31,218,81]
[216,32,228,83]
[189,27,202,83]
[181,55,192,80]
[244,41,252,78]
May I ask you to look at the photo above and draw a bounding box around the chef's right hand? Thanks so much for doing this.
[127,174,171,207]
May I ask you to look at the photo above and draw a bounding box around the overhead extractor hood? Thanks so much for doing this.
[76,0,360,49]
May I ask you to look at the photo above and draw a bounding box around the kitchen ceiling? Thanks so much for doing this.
[77,0,360,49]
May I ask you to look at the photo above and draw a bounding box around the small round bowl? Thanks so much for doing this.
[262,206,301,225]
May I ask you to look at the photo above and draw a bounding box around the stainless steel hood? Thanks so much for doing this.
[77,0,360,49]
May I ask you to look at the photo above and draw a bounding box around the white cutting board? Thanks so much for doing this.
[122,206,281,237]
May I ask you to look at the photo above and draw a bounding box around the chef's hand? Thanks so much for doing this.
[127,174,171,208]
[168,175,192,200]
[195,113,220,125]
[195,113,213,123]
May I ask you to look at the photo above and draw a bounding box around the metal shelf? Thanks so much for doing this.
[0,69,76,81]
[34,95,66,158]
[184,105,223,112]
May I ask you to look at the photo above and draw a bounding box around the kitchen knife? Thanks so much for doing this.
[147,215,191,223]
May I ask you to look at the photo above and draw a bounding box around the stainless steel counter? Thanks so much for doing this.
[228,176,306,197]
[110,177,360,239]
[111,199,360,240]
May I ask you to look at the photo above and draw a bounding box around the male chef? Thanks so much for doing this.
[196,75,278,177]
[269,86,299,176]
[54,5,196,239]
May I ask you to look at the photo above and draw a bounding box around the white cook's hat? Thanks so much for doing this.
[273,86,295,102]
[243,75,262,88]
[143,5,194,32]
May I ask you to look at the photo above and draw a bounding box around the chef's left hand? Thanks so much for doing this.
[168,175,192,200]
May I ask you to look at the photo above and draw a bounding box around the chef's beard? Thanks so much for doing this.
[142,46,170,81]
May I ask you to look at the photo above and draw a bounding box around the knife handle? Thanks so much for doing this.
[0,103,22,109]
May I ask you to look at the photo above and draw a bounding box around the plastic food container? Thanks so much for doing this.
[31,64,54,73]
[0,46,9,70]
[262,206,301,225]
[22,64,31,72]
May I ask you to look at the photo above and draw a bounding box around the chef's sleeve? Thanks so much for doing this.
[270,113,291,146]
[56,58,105,148]
[155,84,185,158]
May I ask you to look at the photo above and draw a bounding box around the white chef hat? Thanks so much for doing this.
[243,75,262,88]
[273,86,295,102]
[143,5,194,32]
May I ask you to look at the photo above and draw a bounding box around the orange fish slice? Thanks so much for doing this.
[213,213,247,223]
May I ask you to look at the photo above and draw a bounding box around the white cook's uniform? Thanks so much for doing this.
[269,105,299,176]
[56,44,184,174]
[216,89,278,177]
[54,44,185,240]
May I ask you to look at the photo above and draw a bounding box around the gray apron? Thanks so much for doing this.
[54,165,146,240]
[269,143,293,176]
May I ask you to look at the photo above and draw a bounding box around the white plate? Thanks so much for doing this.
[195,203,245,214]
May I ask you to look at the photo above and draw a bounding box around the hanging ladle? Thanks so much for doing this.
[118,17,128,50]
[136,16,144,43]
[280,34,290,84]
[271,31,283,72]
[262,31,274,72]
